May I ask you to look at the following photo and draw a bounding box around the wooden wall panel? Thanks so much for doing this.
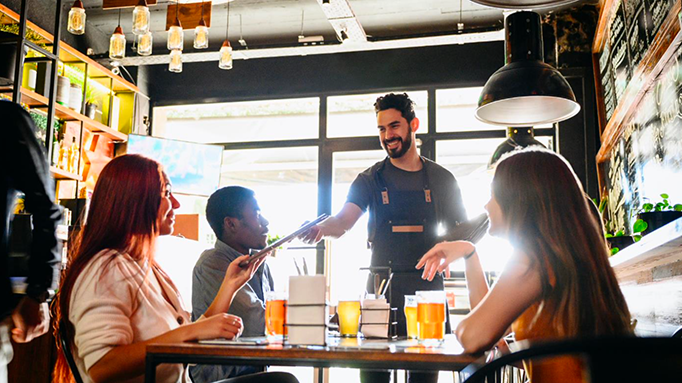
[102,0,158,9]
[166,2,212,30]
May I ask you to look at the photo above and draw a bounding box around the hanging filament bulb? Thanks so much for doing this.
[219,40,232,70]
[132,0,150,35]
[137,31,153,56]
[167,16,183,50]
[109,11,126,60]
[194,0,209,49]
[169,49,183,73]
[219,1,232,70]
[67,0,86,35]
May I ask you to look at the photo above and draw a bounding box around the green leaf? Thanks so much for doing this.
[610,247,620,255]
[605,233,613,238]
[643,203,654,212]
[633,235,642,242]
[661,193,669,199]
[674,204,682,212]
[633,219,648,233]
[615,230,624,237]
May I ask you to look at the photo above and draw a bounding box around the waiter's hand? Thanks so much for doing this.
[11,296,50,343]
[298,223,324,245]
[416,241,476,281]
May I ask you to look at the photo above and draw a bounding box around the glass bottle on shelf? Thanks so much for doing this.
[67,137,79,174]
[58,142,67,170]
[51,128,61,167]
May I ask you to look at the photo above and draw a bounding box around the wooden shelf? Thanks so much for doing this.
[50,166,82,181]
[610,217,682,280]
[0,87,128,142]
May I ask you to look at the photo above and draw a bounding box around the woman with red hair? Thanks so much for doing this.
[417,148,632,383]
[54,154,297,383]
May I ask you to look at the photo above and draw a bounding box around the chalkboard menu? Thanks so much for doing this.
[603,43,682,233]
[596,0,675,125]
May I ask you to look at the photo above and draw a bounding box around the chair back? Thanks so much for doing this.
[59,320,84,383]
[461,337,682,383]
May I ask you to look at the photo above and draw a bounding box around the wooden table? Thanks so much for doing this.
[144,335,480,382]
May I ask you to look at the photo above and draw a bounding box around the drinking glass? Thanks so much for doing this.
[337,300,361,337]
[404,295,418,339]
[265,291,288,339]
[416,290,446,342]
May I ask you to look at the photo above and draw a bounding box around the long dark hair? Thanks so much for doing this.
[492,148,632,337]
[52,154,164,383]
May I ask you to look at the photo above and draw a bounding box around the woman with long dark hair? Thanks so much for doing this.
[417,148,632,383]
[53,155,297,383]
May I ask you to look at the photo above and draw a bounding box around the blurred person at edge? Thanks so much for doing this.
[417,148,633,383]
[0,100,63,383]
[299,93,467,383]
[52,155,298,383]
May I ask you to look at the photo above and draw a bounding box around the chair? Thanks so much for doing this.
[460,337,682,383]
[59,320,84,383]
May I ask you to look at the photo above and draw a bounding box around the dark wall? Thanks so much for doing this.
[145,41,505,106]
[4,0,109,54]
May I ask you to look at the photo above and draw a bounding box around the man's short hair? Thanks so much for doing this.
[374,93,416,124]
[206,186,256,237]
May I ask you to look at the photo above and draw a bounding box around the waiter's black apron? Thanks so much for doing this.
[367,158,450,337]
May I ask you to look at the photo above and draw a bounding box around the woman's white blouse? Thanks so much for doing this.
[69,249,191,383]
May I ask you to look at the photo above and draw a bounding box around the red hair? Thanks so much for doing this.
[52,154,164,383]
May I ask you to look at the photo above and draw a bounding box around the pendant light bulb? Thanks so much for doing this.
[219,40,233,70]
[194,19,209,49]
[168,18,183,50]
[137,31,153,56]
[109,25,126,60]
[67,0,86,35]
[169,49,183,73]
[132,0,150,35]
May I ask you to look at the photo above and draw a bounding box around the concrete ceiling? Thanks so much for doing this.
[81,0,506,55]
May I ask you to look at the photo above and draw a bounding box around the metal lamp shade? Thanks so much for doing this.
[476,11,579,126]
[469,0,581,10]
[67,0,86,35]
[477,60,580,126]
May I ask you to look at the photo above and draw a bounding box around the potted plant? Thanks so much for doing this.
[633,194,682,236]
[605,230,634,256]
[594,196,635,255]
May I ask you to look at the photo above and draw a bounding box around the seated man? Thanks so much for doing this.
[191,186,273,383]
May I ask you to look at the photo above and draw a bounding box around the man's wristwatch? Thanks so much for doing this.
[25,287,56,303]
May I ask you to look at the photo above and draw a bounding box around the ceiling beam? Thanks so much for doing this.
[113,29,504,66]
[102,0,158,9]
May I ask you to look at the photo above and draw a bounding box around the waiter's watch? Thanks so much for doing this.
[25,287,56,303]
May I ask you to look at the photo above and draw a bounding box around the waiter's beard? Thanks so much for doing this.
[383,133,413,159]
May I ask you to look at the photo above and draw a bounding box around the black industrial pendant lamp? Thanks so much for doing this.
[489,127,546,166]
[470,0,580,10]
[476,11,580,127]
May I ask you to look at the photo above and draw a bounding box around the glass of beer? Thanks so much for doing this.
[265,291,288,339]
[416,290,446,342]
[337,299,361,337]
[404,295,418,339]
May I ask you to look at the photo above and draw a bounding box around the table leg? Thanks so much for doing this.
[145,353,156,383]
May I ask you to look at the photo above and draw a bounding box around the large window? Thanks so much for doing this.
[153,97,320,143]
[327,91,428,138]
[220,147,319,289]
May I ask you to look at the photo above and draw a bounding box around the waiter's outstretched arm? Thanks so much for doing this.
[299,202,364,244]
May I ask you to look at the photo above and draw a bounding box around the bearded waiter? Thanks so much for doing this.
[300,93,467,383]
